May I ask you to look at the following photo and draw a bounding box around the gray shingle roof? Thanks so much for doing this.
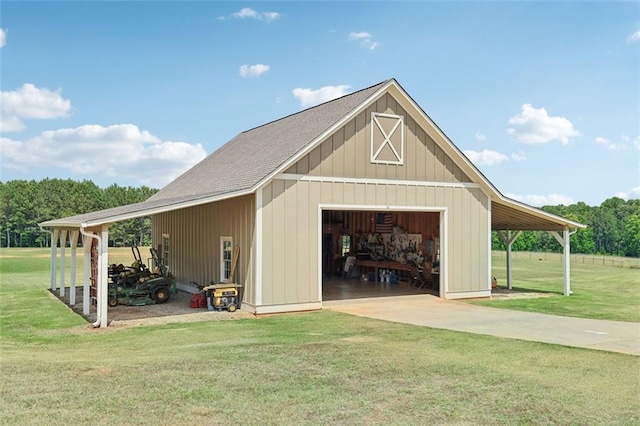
[40,80,390,227]
[149,80,389,202]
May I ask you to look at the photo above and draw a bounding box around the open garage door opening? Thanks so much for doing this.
[321,209,441,302]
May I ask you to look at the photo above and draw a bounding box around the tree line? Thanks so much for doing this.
[491,197,640,257]
[1,179,638,257]
[0,179,157,248]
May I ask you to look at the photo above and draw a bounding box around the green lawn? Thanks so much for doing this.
[1,248,639,424]
[479,252,640,322]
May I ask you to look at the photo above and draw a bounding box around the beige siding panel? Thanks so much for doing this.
[284,180,298,304]
[376,185,386,204]
[333,128,345,177]
[354,110,366,178]
[296,182,311,302]
[151,195,255,304]
[272,180,287,303]
[343,118,356,178]
[289,93,470,184]
[406,185,417,207]
[404,116,416,181]
[461,189,471,291]
[396,185,407,207]
[308,181,322,301]
[470,189,481,291]
[261,183,274,305]
[260,179,489,306]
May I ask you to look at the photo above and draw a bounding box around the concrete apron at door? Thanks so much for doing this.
[324,295,640,355]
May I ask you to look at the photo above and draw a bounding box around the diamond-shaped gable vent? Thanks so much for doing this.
[371,112,404,165]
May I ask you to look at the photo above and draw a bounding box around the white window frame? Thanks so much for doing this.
[162,234,170,270]
[370,112,404,165]
[220,236,233,283]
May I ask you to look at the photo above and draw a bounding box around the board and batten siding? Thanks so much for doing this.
[285,93,471,184]
[260,179,490,305]
[152,195,256,305]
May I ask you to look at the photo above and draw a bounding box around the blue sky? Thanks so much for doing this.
[1,1,638,206]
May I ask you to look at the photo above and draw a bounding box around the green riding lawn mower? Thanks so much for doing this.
[108,247,177,307]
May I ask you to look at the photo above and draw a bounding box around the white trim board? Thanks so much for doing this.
[275,174,481,189]
[254,302,323,315]
[444,290,491,300]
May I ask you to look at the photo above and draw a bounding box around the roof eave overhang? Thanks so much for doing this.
[38,188,255,229]
[493,196,587,230]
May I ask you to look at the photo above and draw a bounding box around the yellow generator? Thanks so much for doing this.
[202,283,243,312]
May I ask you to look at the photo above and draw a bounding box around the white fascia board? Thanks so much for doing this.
[251,80,396,193]
[38,221,85,229]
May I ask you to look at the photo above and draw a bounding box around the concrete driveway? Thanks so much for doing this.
[324,295,640,355]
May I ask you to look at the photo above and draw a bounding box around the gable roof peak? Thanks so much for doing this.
[240,78,395,135]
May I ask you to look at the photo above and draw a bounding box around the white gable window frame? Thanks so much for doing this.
[162,234,170,270]
[220,236,233,283]
[370,112,404,165]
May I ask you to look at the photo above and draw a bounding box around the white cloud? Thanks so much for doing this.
[262,12,281,22]
[0,28,6,48]
[627,30,640,43]
[506,193,574,207]
[0,124,207,187]
[1,83,71,132]
[507,104,580,145]
[475,131,487,142]
[511,150,527,161]
[292,85,351,108]
[594,136,623,150]
[463,149,509,166]
[239,64,270,78]
[231,7,281,22]
[616,186,640,201]
[348,31,378,50]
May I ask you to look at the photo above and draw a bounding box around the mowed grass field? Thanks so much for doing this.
[482,252,640,322]
[1,248,639,425]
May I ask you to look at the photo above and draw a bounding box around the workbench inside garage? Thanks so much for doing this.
[355,259,411,283]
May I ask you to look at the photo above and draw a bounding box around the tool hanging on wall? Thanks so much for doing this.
[229,246,240,283]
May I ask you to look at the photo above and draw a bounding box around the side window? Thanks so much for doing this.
[220,236,233,283]
[162,234,170,270]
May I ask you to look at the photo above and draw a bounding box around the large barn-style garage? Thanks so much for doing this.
[40,78,584,327]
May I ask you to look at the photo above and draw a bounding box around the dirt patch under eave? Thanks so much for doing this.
[50,287,254,329]
[490,287,558,300]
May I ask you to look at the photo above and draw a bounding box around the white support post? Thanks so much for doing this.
[550,228,572,296]
[50,229,59,291]
[496,230,522,290]
[69,230,79,306]
[59,230,68,297]
[82,234,91,316]
[97,224,109,327]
